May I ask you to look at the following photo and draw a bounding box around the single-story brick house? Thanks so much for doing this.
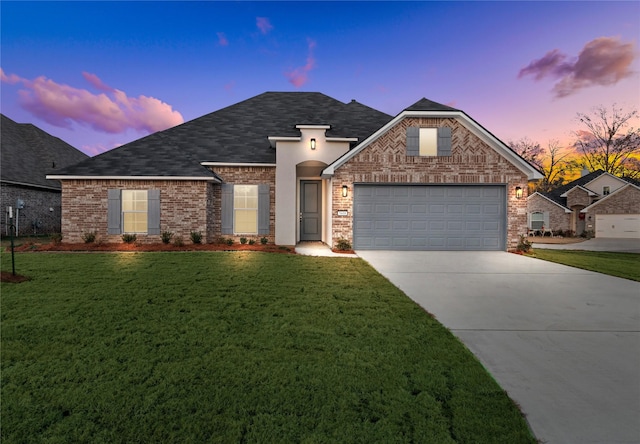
[49,92,542,250]
[527,170,640,238]
[1,114,89,236]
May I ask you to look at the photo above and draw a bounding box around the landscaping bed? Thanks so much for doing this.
[8,241,295,254]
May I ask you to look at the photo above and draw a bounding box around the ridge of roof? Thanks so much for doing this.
[403,98,460,112]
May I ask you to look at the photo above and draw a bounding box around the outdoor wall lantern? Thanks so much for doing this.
[310,138,316,150]
[342,185,349,197]
[515,186,523,199]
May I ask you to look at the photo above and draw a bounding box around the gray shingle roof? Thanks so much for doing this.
[1,114,88,190]
[57,92,393,177]
[541,170,607,207]
[404,98,460,112]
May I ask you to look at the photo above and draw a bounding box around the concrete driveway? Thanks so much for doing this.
[356,251,640,444]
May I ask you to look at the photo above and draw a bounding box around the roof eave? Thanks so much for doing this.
[46,175,222,183]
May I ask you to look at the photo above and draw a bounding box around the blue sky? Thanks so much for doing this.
[1,1,638,156]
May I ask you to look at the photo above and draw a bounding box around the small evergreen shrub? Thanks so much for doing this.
[516,235,532,253]
[122,233,137,244]
[225,238,234,246]
[335,238,352,251]
[51,233,63,245]
[173,236,184,247]
[82,231,97,244]
[161,231,174,244]
[248,238,256,245]
[190,231,203,244]
[260,237,268,245]
[240,237,247,244]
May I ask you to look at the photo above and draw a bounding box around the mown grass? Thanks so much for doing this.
[530,249,640,281]
[1,252,535,443]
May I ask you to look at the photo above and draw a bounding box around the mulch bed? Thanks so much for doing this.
[1,271,30,283]
[8,242,297,254]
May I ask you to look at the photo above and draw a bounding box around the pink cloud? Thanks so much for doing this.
[1,69,184,134]
[217,32,229,46]
[0,68,21,84]
[82,71,114,92]
[518,36,635,98]
[256,17,273,35]
[284,39,317,88]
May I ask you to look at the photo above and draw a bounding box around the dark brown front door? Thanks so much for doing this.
[300,180,322,241]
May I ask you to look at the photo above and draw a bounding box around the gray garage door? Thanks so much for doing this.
[353,185,506,250]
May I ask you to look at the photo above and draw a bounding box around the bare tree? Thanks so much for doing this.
[574,104,640,179]
[510,138,571,192]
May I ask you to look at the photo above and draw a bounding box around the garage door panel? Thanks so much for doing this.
[354,185,505,250]
[595,214,640,238]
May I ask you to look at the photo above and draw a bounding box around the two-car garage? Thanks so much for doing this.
[353,184,506,250]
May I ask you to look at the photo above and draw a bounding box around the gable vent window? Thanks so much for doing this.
[406,126,452,157]
[603,186,610,196]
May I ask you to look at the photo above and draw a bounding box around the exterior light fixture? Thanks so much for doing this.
[310,138,316,150]
[515,186,523,199]
[342,185,348,197]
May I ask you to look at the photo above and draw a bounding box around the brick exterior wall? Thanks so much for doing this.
[565,187,591,208]
[526,194,570,232]
[584,186,640,232]
[1,183,62,236]
[59,167,276,244]
[210,166,276,243]
[330,117,530,250]
[61,180,212,244]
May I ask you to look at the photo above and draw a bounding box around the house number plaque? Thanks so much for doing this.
[337,210,348,216]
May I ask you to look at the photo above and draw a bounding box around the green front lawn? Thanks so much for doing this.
[530,249,640,281]
[2,252,534,443]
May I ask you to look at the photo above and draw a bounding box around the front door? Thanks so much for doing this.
[300,180,322,241]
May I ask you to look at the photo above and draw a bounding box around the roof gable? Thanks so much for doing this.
[1,114,88,190]
[322,99,543,180]
[527,191,572,212]
[580,182,640,212]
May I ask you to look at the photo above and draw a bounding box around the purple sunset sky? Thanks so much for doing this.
[1,1,638,156]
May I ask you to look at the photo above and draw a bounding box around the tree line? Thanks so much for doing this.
[509,104,640,193]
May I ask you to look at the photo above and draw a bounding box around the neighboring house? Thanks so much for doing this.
[527,170,640,238]
[48,92,542,250]
[1,114,89,236]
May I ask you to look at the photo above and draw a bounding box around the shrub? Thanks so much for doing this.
[260,237,268,245]
[173,236,184,247]
[161,230,174,244]
[516,235,532,253]
[248,238,256,245]
[240,237,247,244]
[190,231,203,244]
[50,233,63,245]
[225,238,234,246]
[122,233,137,244]
[82,231,97,244]
[581,230,595,239]
[335,238,352,251]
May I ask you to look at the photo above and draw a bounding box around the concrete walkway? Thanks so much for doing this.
[356,251,640,444]
[533,238,640,253]
[295,241,357,257]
